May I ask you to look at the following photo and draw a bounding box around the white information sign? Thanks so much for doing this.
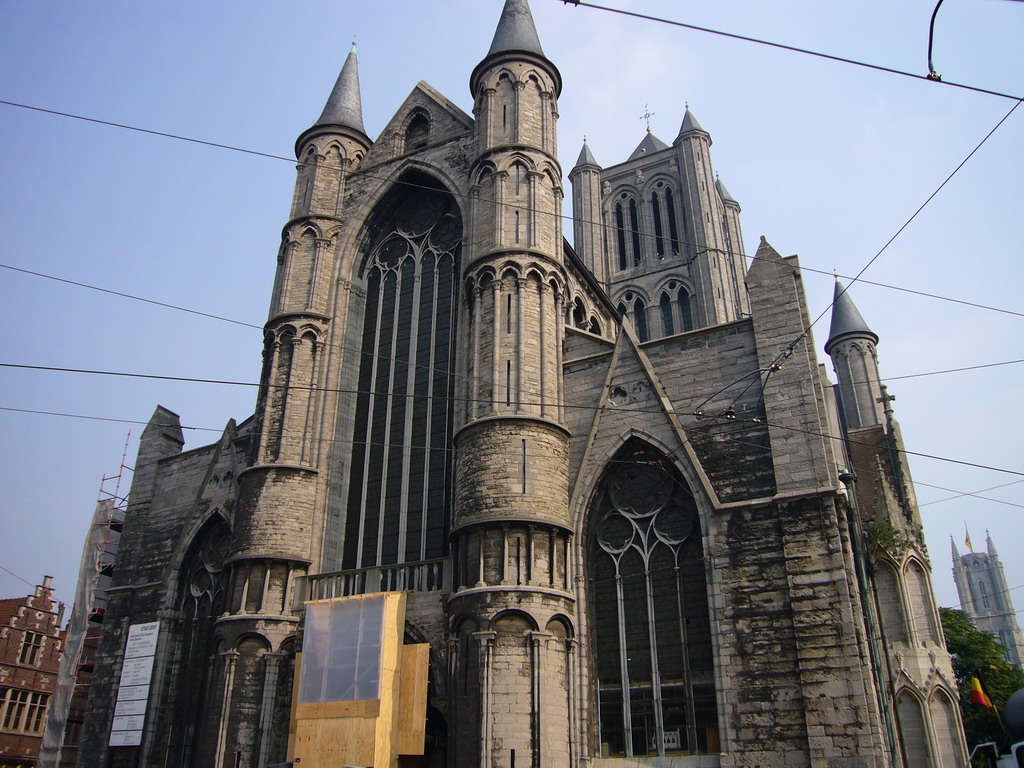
[111,715,146,732]
[108,730,143,747]
[117,684,149,702]
[114,698,147,717]
[118,655,155,687]
[109,620,160,748]
[124,620,160,659]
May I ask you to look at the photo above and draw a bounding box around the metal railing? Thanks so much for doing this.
[306,557,450,600]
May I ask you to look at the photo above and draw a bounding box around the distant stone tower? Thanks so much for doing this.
[953,532,1024,667]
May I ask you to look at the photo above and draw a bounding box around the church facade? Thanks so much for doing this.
[77,2,967,766]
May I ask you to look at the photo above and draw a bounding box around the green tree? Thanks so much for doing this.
[940,607,1024,751]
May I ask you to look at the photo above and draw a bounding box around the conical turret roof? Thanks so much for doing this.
[678,107,707,137]
[573,140,599,169]
[486,0,545,58]
[716,176,737,204]
[825,278,878,353]
[315,45,366,135]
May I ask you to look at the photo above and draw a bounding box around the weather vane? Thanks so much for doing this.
[640,104,654,132]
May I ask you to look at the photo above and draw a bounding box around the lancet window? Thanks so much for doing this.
[588,443,718,758]
[629,199,642,266]
[633,297,649,342]
[651,192,665,257]
[343,176,462,569]
[664,187,682,256]
[615,203,628,271]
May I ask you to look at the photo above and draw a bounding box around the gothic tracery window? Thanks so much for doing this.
[588,444,717,758]
[344,175,462,569]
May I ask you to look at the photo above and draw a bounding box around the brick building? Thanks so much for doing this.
[0,578,63,768]
[78,1,966,766]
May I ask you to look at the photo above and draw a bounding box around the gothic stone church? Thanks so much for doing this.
[79,2,967,766]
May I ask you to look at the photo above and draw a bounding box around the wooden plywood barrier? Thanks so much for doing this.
[397,643,429,755]
[287,592,429,768]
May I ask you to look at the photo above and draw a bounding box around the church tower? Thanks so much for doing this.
[824,278,885,429]
[569,107,749,342]
[952,533,1024,668]
[827,285,967,766]
[449,2,576,765]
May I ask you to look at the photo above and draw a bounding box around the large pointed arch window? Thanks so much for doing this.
[343,174,462,569]
[170,516,231,766]
[588,443,718,758]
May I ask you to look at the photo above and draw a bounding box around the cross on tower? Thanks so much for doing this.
[640,104,655,132]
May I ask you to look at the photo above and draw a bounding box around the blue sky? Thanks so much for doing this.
[1,0,1021,616]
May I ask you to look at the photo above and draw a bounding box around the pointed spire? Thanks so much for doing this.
[678,106,707,137]
[627,131,670,161]
[825,278,878,354]
[716,176,737,204]
[315,43,366,135]
[951,535,961,561]
[486,0,545,58]
[573,139,599,169]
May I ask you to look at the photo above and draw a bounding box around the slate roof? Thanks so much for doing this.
[315,45,366,135]
[486,0,545,58]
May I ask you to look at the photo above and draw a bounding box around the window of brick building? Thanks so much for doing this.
[19,631,43,665]
[0,688,49,733]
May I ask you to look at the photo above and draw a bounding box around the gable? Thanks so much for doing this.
[364,81,474,166]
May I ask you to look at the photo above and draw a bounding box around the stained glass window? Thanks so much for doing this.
[343,176,462,569]
[589,444,717,757]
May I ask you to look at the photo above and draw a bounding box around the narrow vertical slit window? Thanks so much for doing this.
[506,360,513,406]
[515,210,521,244]
[521,438,527,494]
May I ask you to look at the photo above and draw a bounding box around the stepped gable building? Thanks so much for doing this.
[952,532,1024,668]
[0,577,63,768]
[79,2,967,766]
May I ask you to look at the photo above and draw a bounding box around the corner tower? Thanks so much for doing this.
[227,46,373,760]
[450,2,577,766]
[825,278,885,429]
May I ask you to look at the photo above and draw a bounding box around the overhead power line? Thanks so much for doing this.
[3,361,1022,478]
[0,263,262,330]
[559,1,1024,102]
[3,99,1022,321]
[4,404,1022,515]
[918,479,1024,509]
